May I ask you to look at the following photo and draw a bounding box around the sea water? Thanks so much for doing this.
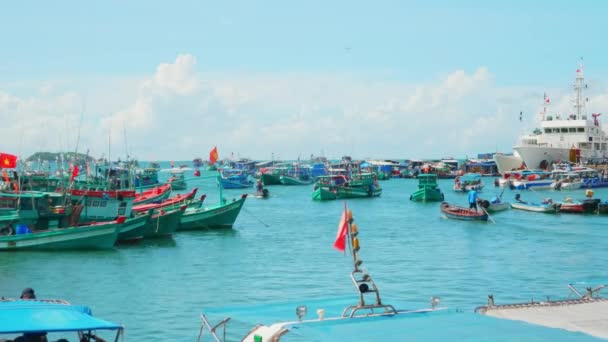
[2,166,608,340]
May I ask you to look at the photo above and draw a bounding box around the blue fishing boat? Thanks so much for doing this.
[219,168,253,189]
[0,299,123,341]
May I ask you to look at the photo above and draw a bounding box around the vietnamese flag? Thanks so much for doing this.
[333,202,349,252]
[71,166,80,182]
[209,146,219,165]
[0,153,17,169]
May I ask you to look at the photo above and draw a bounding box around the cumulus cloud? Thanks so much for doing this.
[4,54,607,161]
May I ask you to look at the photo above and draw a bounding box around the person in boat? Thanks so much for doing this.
[256,179,264,193]
[468,189,478,211]
[494,178,500,187]
[515,193,525,203]
[20,287,36,299]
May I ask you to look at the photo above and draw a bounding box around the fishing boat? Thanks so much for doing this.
[410,174,444,202]
[312,175,345,201]
[178,194,247,230]
[132,188,198,213]
[478,196,510,213]
[135,167,160,187]
[453,173,483,192]
[440,202,488,221]
[0,298,123,341]
[218,169,253,189]
[0,216,125,250]
[336,173,382,199]
[133,183,172,205]
[510,195,561,213]
[0,191,73,229]
[168,169,187,190]
[139,205,186,238]
[279,166,314,185]
[260,166,287,185]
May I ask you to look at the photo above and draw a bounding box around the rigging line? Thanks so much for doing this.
[241,207,270,227]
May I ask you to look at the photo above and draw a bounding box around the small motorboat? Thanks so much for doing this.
[478,197,510,213]
[440,202,488,221]
[510,194,560,213]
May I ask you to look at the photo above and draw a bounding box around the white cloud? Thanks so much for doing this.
[3,54,607,161]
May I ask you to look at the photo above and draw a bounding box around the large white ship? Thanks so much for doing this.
[510,63,608,170]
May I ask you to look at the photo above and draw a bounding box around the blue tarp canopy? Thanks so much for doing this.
[0,301,122,334]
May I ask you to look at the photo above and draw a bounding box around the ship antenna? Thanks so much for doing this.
[574,57,586,120]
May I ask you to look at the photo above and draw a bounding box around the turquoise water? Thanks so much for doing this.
[2,168,608,340]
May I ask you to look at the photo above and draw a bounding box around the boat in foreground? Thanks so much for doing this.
[0,217,125,251]
[440,202,488,221]
[199,208,605,341]
[511,196,561,213]
[0,298,123,342]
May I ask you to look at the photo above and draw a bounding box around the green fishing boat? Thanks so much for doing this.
[261,167,287,185]
[0,217,124,250]
[410,173,444,202]
[116,213,152,242]
[178,194,247,230]
[280,175,314,185]
[336,173,382,199]
[141,206,185,238]
[312,186,337,201]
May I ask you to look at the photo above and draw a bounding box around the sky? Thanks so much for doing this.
[2,0,608,161]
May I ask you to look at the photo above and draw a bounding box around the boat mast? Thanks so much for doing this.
[574,58,587,120]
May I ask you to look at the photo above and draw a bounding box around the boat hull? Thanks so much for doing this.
[514,146,571,170]
[141,207,185,237]
[178,195,247,230]
[312,186,337,201]
[280,175,313,186]
[493,153,524,175]
[440,202,488,221]
[511,202,560,213]
[336,186,382,199]
[261,173,282,186]
[410,188,444,202]
[116,214,151,242]
[0,221,120,250]
[487,202,510,212]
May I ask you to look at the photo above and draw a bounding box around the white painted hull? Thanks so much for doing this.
[513,146,571,170]
[493,153,523,175]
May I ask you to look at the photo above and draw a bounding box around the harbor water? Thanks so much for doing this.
[2,168,608,340]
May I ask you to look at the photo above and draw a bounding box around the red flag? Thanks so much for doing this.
[333,202,349,252]
[209,146,219,165]
[71,166,79,182]
[0,153,17,168]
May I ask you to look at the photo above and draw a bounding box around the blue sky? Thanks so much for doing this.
[2,1,608,160]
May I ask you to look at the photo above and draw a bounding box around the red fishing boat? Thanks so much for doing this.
[133,183,172,205]
[132,188,198,213]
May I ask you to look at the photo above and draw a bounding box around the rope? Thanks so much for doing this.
[241,207,270,227]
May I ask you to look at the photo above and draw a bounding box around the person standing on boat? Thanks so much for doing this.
[468,189,478,211]
[256,179,263,193]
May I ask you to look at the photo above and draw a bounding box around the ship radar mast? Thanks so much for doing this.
[573,57,587,120]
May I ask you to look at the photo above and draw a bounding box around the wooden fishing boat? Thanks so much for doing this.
[410,174,444,202]
[0,216,125,250]
[219,169,253,189]
[336,173,382,199]
[132,188,198,213]
[558,201,585,213]
[133,183,172,205]
[311,175,348,201]
[261,167,287,185]
[178,194,247,230]
[453,173,483,192]
[511,201,561,213]
[279,174,314,185]
[139,205,186,238]
[115,213,152,242]
[169,169,187,190]
[440,202,488,221]
[0,191,73,229]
